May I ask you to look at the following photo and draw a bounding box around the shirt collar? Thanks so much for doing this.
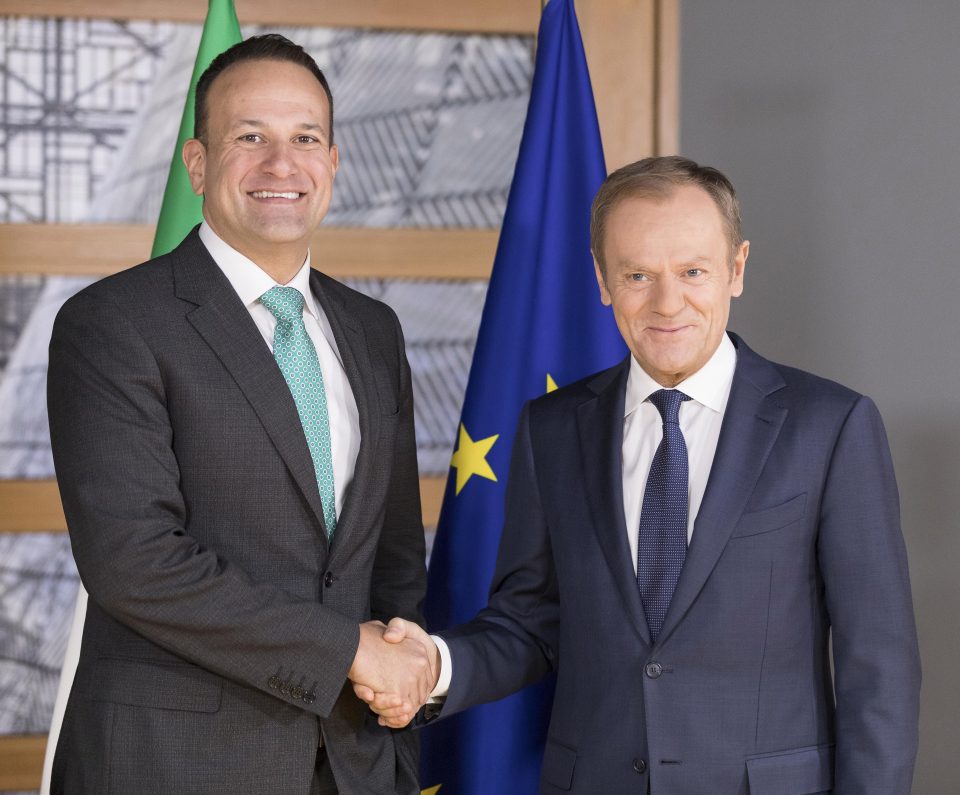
[624,332,737,417]
[199,221,319,319]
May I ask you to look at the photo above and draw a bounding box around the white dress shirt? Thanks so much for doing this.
[431,334,738,698]
[623,333,737,570]
[198,222,361,520]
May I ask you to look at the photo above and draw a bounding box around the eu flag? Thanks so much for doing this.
[421,0,628,791]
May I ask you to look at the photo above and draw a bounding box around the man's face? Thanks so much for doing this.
[183,58,338,264]
[595,185,749,387]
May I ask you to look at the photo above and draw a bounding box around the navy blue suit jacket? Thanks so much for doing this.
[439,333,920,794]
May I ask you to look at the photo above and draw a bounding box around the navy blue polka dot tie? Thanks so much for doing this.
[637,389,691,642]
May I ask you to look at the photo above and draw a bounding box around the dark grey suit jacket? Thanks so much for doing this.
[47,228,426,794]
[437,334,921,794]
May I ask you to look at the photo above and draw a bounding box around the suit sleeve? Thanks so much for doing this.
[438,402,559,716]
[818,395,921,792]
[369,307,427,626]
[47,291,360,718]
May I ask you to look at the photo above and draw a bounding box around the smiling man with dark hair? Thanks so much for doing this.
[47,35,433,794]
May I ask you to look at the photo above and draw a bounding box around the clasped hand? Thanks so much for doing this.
[348,618,439,728]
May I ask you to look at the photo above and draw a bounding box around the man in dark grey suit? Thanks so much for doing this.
[364,157,922,793]
[47,35,434,794]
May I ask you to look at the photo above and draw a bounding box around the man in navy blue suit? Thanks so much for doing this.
[362,156,921,794]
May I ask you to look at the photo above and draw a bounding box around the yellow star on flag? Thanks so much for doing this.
[450,423,498,495]
[546,373,558,393]
[421,787,442,795]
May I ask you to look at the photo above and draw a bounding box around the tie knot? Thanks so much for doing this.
[648,389,690,424]
[260,286,305,323]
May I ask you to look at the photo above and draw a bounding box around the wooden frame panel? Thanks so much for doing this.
[0,476,447,534]
[576,0,657,172]
[0,481,66,533]
[655,0,680,155]
[0,224,497,279]
[575,0,679,170]
[0,735,45,791]
[1,0,541,34]
[0,1,680,788]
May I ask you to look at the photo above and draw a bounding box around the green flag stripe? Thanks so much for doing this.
[151,0,242,258]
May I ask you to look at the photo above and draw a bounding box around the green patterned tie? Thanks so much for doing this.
[260,286,337,537]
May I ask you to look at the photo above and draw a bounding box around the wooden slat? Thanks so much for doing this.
[0,734,45,792]
[0,477,447,533]
[419,475,447,528]
[576,0,657,172]
[0,481,66,533]
[0,224,497,280]
[655,0,680,155]
[2,0,541,34]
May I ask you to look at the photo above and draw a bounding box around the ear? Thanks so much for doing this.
[182,138,207,196]
[730,240,749,298]
[594,259,612,306]
[329,143,339,177]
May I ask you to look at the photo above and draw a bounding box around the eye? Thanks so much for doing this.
[685,267,704,277]
[294,135,320,145]
[238,133,264,143]
[629,272,650,282]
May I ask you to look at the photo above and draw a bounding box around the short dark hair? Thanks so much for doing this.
[194,34,334,145]
[591,155,743,273]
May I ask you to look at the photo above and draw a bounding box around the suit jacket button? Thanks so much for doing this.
[304,690,317,704]
[644,662,663,679]
[324,572,336,588]
[633,758,647,774]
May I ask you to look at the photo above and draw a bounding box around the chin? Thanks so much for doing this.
[250,223,311,243]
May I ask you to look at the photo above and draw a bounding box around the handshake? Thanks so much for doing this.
[348,618,440,728]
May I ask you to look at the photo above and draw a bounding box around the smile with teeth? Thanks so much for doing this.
[251,191,302,199]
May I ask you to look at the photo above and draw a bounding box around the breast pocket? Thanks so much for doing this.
[730,493,806,539]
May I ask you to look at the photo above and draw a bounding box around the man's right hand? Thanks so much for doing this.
[348,620,437,726]
[351,618,440,727]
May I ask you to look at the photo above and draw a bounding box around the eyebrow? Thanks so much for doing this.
[233,119,327,134]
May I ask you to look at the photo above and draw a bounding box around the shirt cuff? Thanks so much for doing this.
[428,634,452,700]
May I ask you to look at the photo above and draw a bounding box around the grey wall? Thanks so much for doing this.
[681,1,960,790]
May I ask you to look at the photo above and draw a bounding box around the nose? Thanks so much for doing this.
[261,141,297,178]
[650,275,686,316]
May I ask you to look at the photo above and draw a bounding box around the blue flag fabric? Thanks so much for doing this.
[421,0,628,791]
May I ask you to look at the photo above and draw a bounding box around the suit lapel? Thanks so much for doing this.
[309,270,380,557]
[656,335,788,647]
[577,358,652,647]
[172,231,329,538]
